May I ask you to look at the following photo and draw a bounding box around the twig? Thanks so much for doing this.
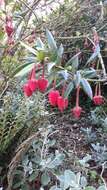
[0,81,9,100]
[100,161,107,189]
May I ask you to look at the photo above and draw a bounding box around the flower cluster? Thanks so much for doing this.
[48,82,68,112]
[23,64,48,97]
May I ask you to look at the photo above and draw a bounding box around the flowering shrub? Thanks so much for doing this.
[14,29,106,119]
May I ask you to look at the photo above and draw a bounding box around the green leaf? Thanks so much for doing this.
[36,38,45,50]
[64,81,74,98]
[20,41,37,55]
[57,44,64,58]
[11,62,32,77]
[14,63,36,77]
[82,68,96,78]
[97,186,106,190]
[48,153,65,169]
[80,176,87,188]
[74,71,81,87]
[48,62,56,72]
[66,52,80,68]
[46,29,57,51]
[87,44,100,64]
[71,54,79,72]
[64,170,76,189]
[13,181,23,189]
[81,78,93,99]
[29,171,39,182]
[85,186,96,190]
[41,172,50,186]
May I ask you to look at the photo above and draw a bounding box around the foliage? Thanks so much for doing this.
[0,1,107,190]
[91,106,107,130]
[11,129,65,189]
[0,91,48,156]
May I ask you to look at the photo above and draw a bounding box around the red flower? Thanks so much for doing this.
[5,16,14,37]
[28,79,38,92]
[93,95,103,105]
[23,83,32,97]
[28,65,38,92]
[93,83,104,105]
[38,77,48,93]
[72,106,82,119]
[57,96,68,112]
[48,90,60,106]
[72,86,83,119]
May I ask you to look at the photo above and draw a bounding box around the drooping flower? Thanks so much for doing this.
[72,86,83,119]
[57,96,68,112]
[57,82,68,112]
[38,62,48,93]
[72,106,82,119]
[48,90,60,106]
[28,66,38,92]
[23,83,32,97]
[38,77,48,93]
[93,83,104,105]
[93,95,103,105]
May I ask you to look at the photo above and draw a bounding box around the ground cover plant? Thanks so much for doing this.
[0,0,107,190]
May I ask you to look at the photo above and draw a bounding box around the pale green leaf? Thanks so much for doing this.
[20,41,37,55]
[81,78,93,99]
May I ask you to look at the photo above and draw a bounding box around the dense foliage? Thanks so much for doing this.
[0,0,107,190]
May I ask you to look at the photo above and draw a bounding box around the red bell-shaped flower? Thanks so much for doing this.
[93,95,103,105]
[28,79,38,92]
[72,106,82,119]
[28,65,38,92]
[23,83,32,97]
[57,96,68,112]
[38,77,48,93]
[48,90,60,106]
[93,83,104,106]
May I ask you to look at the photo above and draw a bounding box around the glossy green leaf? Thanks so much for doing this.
[81,78,93,99]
